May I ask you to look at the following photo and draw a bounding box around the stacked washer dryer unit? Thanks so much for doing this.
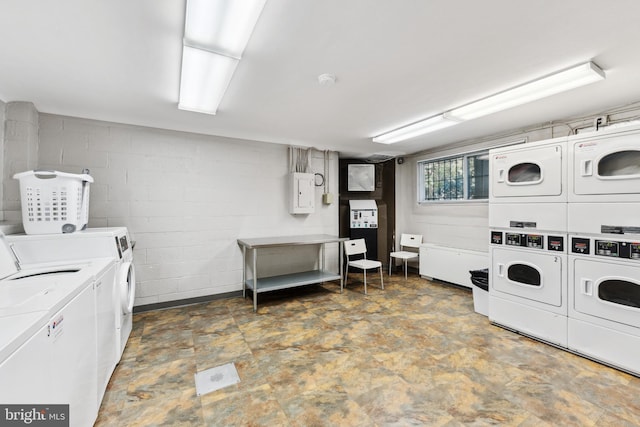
[488,137,570,347]
[567,124,640,376]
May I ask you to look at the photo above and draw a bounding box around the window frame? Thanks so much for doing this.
[417,149,490,204]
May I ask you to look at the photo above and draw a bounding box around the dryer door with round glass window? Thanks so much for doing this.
[572,130,640,197]
[573,258,640,328]
[491,247,563,307]
[490,143,563,200]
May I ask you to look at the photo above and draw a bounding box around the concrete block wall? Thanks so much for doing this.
[3,101,39,222]
[37,114,340,306]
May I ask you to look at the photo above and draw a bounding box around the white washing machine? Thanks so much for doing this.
[6,227,136,361]
[489,230,568,347]
[0,233,114,427]
[568,124,640,236]
[568,234,640,376]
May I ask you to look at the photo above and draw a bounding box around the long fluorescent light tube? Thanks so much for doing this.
[184,0,266,57]
[178,46,239,114]
[178,0,266,114]
[373,115,459,144]
[447,62,605,121]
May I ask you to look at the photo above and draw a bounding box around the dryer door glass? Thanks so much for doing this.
[572,131,640,196]
[508,163,541,183]
[599,279,640,308]
[507,264,541,286]
[598,151,640,177]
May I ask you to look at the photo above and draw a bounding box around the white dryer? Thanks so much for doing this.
[490,136,568,203]
[489,202,567,233]
[569,123,640,202]
[489,230,568,347]
[568,234,640,376]
[568,124,640,236]
[489,137,568,232]
[6,227,136,360]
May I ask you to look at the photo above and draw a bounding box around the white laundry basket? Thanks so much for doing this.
[14,169,93,234]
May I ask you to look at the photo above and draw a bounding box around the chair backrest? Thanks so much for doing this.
[400,233,422,249]
[344,239,367,257]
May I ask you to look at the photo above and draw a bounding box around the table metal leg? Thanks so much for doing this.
[252,248,258,312]
[339,241,344,293]
[242,246,246,298]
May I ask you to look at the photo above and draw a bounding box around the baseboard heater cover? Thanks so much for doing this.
[419,244,489,289]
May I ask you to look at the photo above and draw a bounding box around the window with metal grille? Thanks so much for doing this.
[418,150,489,202]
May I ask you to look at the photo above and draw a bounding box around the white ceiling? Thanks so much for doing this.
[1,0,640,158]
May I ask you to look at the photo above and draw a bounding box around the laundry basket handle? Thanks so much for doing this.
[33,170,57,179]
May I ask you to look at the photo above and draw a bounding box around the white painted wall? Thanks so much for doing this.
[395,103,640,254]
[37,114,340,306]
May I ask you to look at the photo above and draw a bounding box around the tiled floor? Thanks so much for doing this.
[96,273,640,426]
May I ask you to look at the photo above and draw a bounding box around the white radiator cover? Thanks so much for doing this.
[419,244,488,288]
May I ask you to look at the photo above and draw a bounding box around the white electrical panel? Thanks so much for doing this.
[290,172,315,214]
[349,200,378,228]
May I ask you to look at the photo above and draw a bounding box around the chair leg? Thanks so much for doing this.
[379,266,384,290]
[404,259,408,280]
[388,256,392,276]
[363,269,367,295]
[344,263,349,288]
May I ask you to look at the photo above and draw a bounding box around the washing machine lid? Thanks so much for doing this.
[0,233,19,280]
[0,310,48,362]
[5,227,131,265]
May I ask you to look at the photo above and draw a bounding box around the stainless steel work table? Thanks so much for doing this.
[237,234,347,311]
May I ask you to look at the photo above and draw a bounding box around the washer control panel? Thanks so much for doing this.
[596,239,640,260]
[490,231,503,245]
[506,233,525,247]
[548,236,564,252]
[491,231,564,252]
[571,237,640,260]
[571,237,590,254]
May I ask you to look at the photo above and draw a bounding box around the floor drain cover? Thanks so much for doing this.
[194,362,240,396]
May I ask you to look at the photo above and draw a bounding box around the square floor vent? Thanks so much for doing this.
[194,362,240,396]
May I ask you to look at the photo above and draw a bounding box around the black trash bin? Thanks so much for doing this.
[469,268,489,316]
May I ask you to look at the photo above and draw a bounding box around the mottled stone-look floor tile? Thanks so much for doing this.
[127,357,198,401]
[194,330,252,368]
[135,329,195,368]
[201,384,289,427]
[356,378,455,425]
[280,389,372,427]
[97,273,640,426]
[117,389,203,426]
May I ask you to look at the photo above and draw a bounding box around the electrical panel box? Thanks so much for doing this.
[290,172,315,214]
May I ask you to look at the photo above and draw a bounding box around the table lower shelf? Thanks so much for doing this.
[245,270,341,293]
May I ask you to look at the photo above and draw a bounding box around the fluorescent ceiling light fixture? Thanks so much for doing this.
[373,115,459,144]
[179,46,239,114]
[178,0,266,114]
[447,62,605,121]
[373,61,605,144]
[184,0,266,57]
